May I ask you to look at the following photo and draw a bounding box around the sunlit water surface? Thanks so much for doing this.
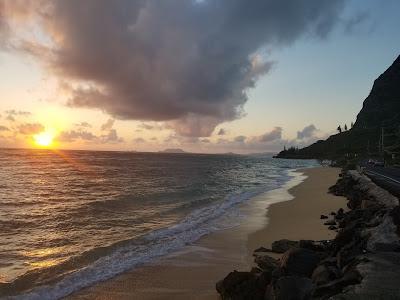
[0,149,318,299]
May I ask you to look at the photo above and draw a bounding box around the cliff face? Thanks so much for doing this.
[354,55,400,130]
[276,55,400,159]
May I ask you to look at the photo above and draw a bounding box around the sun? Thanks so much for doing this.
[33,131,55,147]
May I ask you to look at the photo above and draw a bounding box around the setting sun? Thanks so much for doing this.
[33,131,55,147]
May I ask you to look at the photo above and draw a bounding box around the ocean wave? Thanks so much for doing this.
[3,180,287,300]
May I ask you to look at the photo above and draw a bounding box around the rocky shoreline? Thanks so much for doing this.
[216,169,400,299]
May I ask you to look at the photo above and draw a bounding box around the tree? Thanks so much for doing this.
[344,124,348,131]
[337,125,342,133]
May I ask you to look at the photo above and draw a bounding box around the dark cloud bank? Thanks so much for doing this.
[2,0,346,136]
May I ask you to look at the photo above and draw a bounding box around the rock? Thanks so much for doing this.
[328,225,337,230]
[216,270,269,300]
[313,268,361,298]
[324,220,336,226]
[298,240,326,252]
[250,267,262,274]
[332,222,358,252]
[330,211,337,216]
[373,242,400,252]
[271,239,299,253]
[337,252,400,299]
[254,246,271,253]
[361,199,376,209]
[320,214,328,219]
[272,276,314,300]
[280,248,320,278]
[319,256,338,267]
[311,264,341,286]
[390,206,400,235]
[253,253,278,273]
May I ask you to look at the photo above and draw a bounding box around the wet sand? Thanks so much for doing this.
[69,167,346,300]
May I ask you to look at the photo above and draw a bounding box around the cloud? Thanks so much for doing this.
[217,128,226,136]
[138,122,164,130]
[58,128,123,144]
[5,110,31,116]
[18,123,44,135]
[296,124,317,140]
[4,110,31,122]
[1,0,347,136]
[259,126,282,142]
[100,118,115,131]
[0,125,9,131]
[74,121,92,128]
[58,130,97,142]
[234,135,246,143]
[100,129,124,143]
[344,11,369,34]
[133,137,145,143]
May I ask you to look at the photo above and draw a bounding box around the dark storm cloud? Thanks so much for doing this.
[2,0,346,136]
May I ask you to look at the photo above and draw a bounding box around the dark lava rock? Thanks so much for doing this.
[253,246,271,253]
[313,268,362,298]
[390,206,400,235]
[311,264,341,286]
[328,225,337,230]
[270,276,314,300]
[324,220,336,226]
[372,242,400,252]
[330,211,337,216]
[320,215,328,219]
[332,223,358,251]
[298,240,326,252]
[254,253,279,273]
[280,248,320,278]
[271,239,299,253]
[216,270,270,300]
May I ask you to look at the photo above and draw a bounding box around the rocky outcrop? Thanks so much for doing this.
[275,55,400,160]
[216,170,400,299]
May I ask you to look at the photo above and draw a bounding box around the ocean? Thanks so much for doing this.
[0,149,318,299]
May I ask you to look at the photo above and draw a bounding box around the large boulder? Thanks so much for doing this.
[312,264,341,286]
[280,248,321,278]
[271,239,299,253]
[253,253,279,273]
[268,276,314,300]
[216,270,270,300]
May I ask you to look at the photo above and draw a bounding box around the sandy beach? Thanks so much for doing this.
[69,167,347,300]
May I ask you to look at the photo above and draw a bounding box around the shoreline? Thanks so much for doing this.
[69,167,346,300]
[247,167,348,258]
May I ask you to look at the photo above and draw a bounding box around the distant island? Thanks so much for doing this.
[159,148,187,154]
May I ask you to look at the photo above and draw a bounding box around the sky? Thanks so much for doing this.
[0,0,399,153]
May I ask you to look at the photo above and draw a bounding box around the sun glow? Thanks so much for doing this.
[33,131,55,147]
